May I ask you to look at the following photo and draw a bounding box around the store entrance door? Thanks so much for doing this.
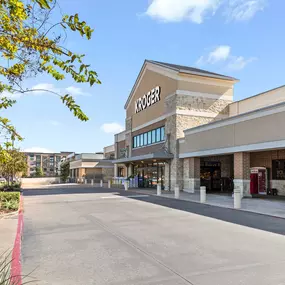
[200,161,221,192]
[136,162,165,189]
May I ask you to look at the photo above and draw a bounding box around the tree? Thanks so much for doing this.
[0,0,101,158]
[0,147,27,185]
[60,161,69,183]
[35,167,44,177]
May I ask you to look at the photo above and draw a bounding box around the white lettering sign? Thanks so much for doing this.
[135,86,161,113]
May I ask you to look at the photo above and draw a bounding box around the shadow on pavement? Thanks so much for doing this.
[23,187,285,236]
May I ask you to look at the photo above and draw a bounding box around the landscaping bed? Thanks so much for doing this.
[0,192,20,215]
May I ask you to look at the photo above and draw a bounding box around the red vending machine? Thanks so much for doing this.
[250,167,267,195]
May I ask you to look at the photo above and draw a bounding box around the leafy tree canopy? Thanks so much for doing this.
[0,0,101,161]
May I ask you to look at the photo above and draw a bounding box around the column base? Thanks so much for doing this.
[234,179,251,198]
[183,178,200,193]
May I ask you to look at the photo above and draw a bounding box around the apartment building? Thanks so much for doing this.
[25,151,73,177]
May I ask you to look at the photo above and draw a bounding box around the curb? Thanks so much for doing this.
[10,193,24,285]
[129,189,285,220]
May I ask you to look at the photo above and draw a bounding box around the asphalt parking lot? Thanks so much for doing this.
[22,187,285,285]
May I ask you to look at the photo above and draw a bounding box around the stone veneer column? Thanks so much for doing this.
[114,164,118,177]
[183,158,200,193]
[234,152,251,197]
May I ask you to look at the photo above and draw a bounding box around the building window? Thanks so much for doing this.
[272,160,285,180]
[161,127,165,141]
[144,133,147,146]
[132,126,165,149]
[147,131,151,145]
[156,128,161,142]
[151,130,156,144]
[140,134,144,146]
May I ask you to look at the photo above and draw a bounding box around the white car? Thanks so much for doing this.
[0,177,7,183]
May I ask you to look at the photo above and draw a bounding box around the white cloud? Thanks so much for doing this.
[49,120,61,126]
[65,86,90,96]
[31,83,60,95]
[145,0,266,23]
[101,123,124,134]
[196,45,256,71]
[197,45,231,65]
[0,83,89,99]
[227,56,257,70]
[146,0,220,24]
[225,0,266,21]
[0,90,22,99]
[24,147,54,153]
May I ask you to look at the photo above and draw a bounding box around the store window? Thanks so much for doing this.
[132,126,165,149]
[161,127,165,141]
[147,131,151,145]
[156,128,161,142]
[272,160,285,180]
[151,130,156,143]
[144,133,147,145]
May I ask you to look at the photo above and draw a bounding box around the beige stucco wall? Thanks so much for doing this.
[126,69,177,129]
[70,160,99,169]
[180,109,285,156]
[230,86,285,116]
[178,76,234,98]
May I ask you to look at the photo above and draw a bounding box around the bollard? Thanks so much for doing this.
[77,178,80,184]
[234,187,241,209]
[124,181,128,191]
[174,185,180,199]
[100,180,103,187]
[108,180,111,189]
[91,179,94,186]
[157,183,161,196]
[81,178,84,184]
[85,179,87,185]
[200,186,206,203]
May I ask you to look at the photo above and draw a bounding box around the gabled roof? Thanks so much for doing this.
[148,60,237,81]
[124,60,238,109]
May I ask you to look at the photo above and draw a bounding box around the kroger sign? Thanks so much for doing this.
[135,86,161,114]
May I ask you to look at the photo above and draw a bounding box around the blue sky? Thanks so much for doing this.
[3,0,285,153]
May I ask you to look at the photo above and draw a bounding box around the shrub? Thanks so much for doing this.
[0,192,20,212]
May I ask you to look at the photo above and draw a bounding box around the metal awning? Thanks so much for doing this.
[112,151,173,164]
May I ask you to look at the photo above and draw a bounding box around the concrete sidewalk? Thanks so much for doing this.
[130,188,285,219]
[0,216,17,255]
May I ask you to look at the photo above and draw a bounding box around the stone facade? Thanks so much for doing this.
[234,152,251,197]
[125,118,132,131]
[164,92,234,191]
[165,94,232,116]
[271,180,285,196]
[183,157,200,193]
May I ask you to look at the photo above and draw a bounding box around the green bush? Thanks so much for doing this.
[0,192,20,212]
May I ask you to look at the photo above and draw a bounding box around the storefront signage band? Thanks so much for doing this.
[135,86,161,113]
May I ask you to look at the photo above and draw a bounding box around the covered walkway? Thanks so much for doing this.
[131,188,285,219]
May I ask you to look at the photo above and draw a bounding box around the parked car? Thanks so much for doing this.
[0,177,7,183]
